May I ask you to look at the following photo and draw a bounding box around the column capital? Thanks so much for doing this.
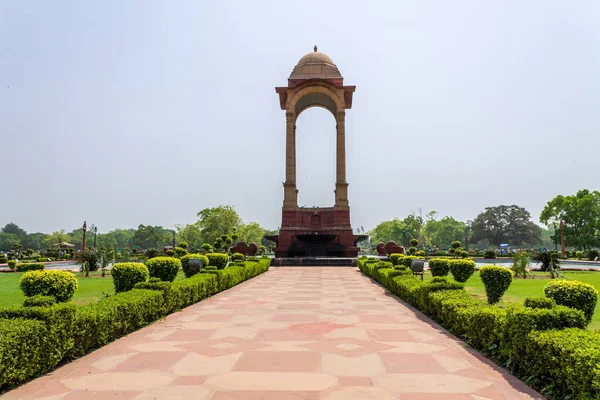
[286,111,295,122]
[336,111,346,120]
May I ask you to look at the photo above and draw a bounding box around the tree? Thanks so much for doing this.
[368,214,423,247]
[470,205,542,247]
[132,225,171,250]
[45,230,71,249]
[422,216,467,248]
[238,222,267,244]
[197,205,242,245]
[175,223,203,250]
[540,190,600,250]
[1,223,27,241]
[0,233,20,251]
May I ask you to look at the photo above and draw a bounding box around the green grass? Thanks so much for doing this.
[424,270,600,330]
[0,270,186,308]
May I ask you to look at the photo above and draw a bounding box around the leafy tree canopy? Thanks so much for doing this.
[368,214,423,247]
[197,205,242,245]
[1,223,27,240]
[540,189,600,249]
[0,232,20,251]
[471,205,541,247]
[422,216,467,248]
[132,225,172,250]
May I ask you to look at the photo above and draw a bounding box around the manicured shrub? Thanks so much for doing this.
[398,255,423,268]
[16,262,45,272]
[544,280,599,324]
[524,296,556,309]
[145,257,181,282]
[449,259,476,283]
[232,252,245,262]
[173,246,188,258]
[479,266,513,304]
[523,328,600,400]
[145,248,159,259]
[575,251,583,259]
[483,250,497,259]
[19,270,78,302]
[7,259,17,270]
[416,250,425,257]
[389,253,404,266]
[451,241,461,249]
[111,262,149,293]
[23,295,56,307]
[206,252,229,269]
[201,243,213,252]
[428,258,450,277]
[180,253,209,278]
[178,241,188,249]
[410,278,464,314]
[36,257,46,262]
[166,249,175,256]
[587,249,599,261]
[0,256,7,263]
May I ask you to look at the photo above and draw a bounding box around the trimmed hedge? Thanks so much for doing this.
[180,253,210,278]
[0,258,270,391]
[23,295,56,307]
[206,252,229,269]
[544,280,599,324]
[111,262,149,293]
[19,270,78,302]
[524,296,556,309]
[16,263,45,272]
[428,258,450,277]
[449,259,476,282]
[479,266,512,304]
[145,257,181,282]
[357,257,591,399]
[232,252,245,262]
[389,253,404,266]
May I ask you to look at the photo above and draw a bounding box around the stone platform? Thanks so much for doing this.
[272,257,356,267]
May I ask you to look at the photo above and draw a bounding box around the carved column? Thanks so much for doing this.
[283,111,297,208]
[335,111,349,208]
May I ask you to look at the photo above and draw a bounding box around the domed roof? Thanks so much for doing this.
[289,46,342,80]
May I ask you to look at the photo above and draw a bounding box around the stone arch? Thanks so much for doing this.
[287,82,345,121]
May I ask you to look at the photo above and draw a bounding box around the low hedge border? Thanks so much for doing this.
[0,258,270,392]
[357,257,591,400]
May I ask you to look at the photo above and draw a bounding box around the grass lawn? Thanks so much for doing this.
[424,270,600,330]
[0,270,186,308]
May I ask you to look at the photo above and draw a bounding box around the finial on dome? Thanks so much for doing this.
[314,45,318,52]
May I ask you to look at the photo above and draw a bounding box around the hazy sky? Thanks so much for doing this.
[1,1,599,234]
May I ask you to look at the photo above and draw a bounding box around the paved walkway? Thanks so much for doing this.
[6,267,542,399]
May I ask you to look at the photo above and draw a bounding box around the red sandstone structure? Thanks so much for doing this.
[266,47,364,258]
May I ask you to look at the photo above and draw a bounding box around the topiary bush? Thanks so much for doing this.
[587,249,600,261]
[145,248,159,259]
[449,259,476,283]
[16,263,45,272]
[173,246,188,258]
[145,257,181,282]
[180,253,209,278]
[232,252,245,262]
[483,250,497,259]
[544,280,599,324]
[178,241,188,249]
[19,270,78,302]
[111,262,149,293]
[407,247,417,255]
[7,259,17,270]
[23,295,56,307]
[479,266,513,304]
[524,296,556,309]
[428,258,450,277]
[390,253,405,266]
[206,252,229,269]
[576,251,584,260]
[201,243,213,252]
[166,249,175,256]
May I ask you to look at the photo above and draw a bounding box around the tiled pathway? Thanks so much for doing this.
[6,267,542,399]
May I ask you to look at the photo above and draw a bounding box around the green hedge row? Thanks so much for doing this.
[0,258,270,391]
[357,258,593,400]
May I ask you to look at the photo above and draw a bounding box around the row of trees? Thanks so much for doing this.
[0,206,272,253]
[369,189,600,251]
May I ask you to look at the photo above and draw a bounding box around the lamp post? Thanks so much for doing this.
[560,220,566,257]
[82,221,87,253]
[172,231,176,249]
[90,225,98,248]
[553,222,558,252]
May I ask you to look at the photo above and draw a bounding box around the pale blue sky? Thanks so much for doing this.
[1,1,599,234]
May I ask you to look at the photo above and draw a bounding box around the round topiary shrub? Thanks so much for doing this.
[407,247,417,255]
[23,294,56,307]
[180,253,210,278]
[232,252,245,262]
[479,266,513,304]
[410,239,419,247]
[19,270,78,302]
[166,249,175,256]
[173,246,188,258]
[7,259,17,270]
[111,262,149,293]
[483,250,497,259]
[576,251,584,260]
[544,280,599,324]
[178,241,188,249]
[524,296,556,309]
[201,243,213,252]
[206,252,229,269]
[145,257,181,282]
[449,259,476,283]
[428,258,450,277]
[390,253,405,266]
